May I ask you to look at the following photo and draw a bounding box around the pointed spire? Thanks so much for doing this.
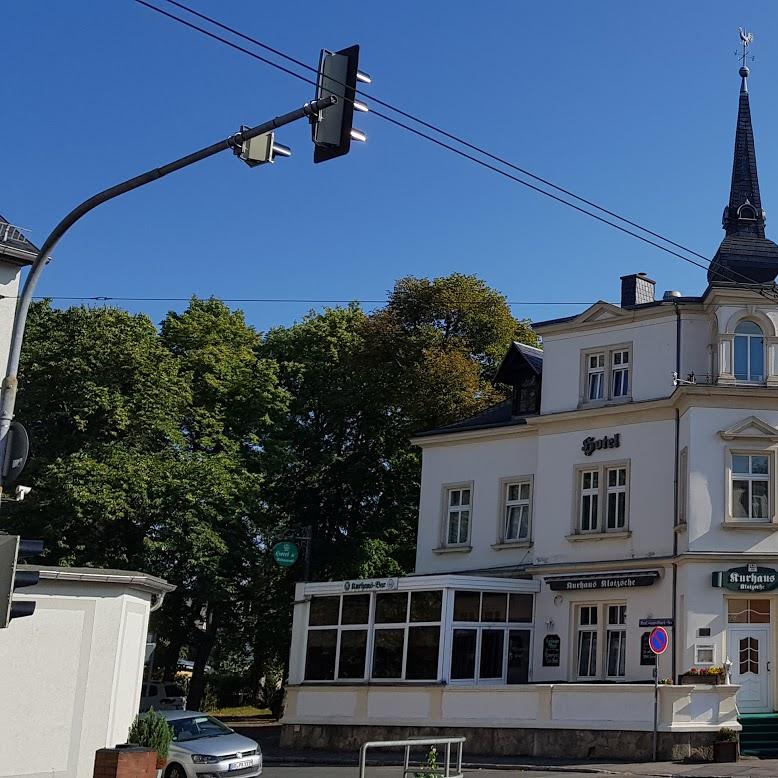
[722,65,765,238]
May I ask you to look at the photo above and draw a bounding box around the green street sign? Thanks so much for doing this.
[273,541,299,567]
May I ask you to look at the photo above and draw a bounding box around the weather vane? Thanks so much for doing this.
[737,27,754,68]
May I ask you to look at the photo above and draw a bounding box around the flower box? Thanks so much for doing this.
[678,672,721,685]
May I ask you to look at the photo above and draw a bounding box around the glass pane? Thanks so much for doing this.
[508,594,533,623]
[608,469,617,487]
[751,335,764,380]
[577,631,597,677]
[406,626,440,680]
[447,514,460,544]
[732,480,749,518]
[479,630,505,679]
[458,511,470,542]
[451,629,477,679]
[410,591,442,622]
[449,490,460,507]
[375,592,408,623]
[508,484,519,502]
[752,456,769,475]
[481,593,507,622]
[752,480,769,518]
[728,598,749,623]
[606,631,626,677]
[461,489,471,506]
[732,455,750,474]
[507,630,531,684]
[734,337,749,380]
[309,597,340,626]
[749,599,770,623]
[337,630,367,679]
[304,629,337,680]
[372,629,405,678]
[583,472,592,489]
[453,591,480,621]
[520,483,530,500]
[696,646,714,663]
[341,595,370,625]
[736,320,762,335]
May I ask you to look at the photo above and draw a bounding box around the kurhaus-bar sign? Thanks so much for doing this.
[581,433,620,456]
[712,565,778,593]
[546,571,659,591]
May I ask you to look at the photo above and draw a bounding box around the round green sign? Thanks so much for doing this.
[273,541,299,567]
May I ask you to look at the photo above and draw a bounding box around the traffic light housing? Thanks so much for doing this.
[0,535,43,628]
[312,45,370,163]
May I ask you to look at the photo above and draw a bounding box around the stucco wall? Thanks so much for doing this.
[0,577,157,778]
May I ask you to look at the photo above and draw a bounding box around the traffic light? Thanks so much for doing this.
[312,45,371,163]
[0,534,43,628]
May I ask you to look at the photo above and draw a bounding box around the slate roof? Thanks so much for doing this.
[415,399,534,437]
[0,214,37,266]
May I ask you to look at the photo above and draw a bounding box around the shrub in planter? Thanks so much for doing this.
[713,727,738,763]
[128,709,174,769]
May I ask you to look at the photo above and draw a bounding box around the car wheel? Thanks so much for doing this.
[165,764,187,778]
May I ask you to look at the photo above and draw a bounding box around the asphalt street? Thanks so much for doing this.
[261,768,621,777]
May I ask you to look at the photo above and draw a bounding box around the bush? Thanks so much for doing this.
[716,727,738,742]
[127,709,174,767]
[259,665,285,719]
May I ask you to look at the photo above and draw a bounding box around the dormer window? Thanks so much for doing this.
[737,201,758,222]
[734,320,764,382]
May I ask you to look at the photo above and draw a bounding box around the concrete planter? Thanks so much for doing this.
[713,740,738,762]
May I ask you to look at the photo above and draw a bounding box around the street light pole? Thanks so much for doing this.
[0,95,336,500]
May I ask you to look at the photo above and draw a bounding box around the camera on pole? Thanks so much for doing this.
[0,535,43,628]
[235,128,293,167]
[312,45,370,163]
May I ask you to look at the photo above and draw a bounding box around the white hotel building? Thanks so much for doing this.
[281,64,778,759]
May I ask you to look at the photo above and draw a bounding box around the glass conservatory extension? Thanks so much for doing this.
[288,575,540,686]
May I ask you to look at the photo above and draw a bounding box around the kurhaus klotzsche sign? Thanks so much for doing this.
[581,433,620,456]
[546,571,659,591]
[712,565,778,592]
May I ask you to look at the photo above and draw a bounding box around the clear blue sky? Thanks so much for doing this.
[3,1,778,330]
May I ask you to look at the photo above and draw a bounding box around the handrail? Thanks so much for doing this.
[358,736,465,778]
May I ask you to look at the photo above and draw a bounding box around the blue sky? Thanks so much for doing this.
[3,1,778,331]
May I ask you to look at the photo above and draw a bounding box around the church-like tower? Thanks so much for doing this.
[708,64,778,284]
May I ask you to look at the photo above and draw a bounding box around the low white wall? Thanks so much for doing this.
[284,683,740,732]
[0,568,172,778]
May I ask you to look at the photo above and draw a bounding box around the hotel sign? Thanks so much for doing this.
[546,571,659,591]
[712,565,778,593]
[581,433,621,456]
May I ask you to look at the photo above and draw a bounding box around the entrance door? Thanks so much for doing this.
[728,626,770,712]
[506,629,531,684]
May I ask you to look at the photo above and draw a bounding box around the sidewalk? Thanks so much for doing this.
[228,721,778,777]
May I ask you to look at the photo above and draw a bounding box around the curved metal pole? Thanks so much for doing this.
[0,95,335,494]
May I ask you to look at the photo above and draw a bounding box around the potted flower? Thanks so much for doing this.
[713,727,738,763]
[679,666,723,685]
[128,709,174,776]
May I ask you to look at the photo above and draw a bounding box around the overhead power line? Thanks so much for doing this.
[132,0,774,296]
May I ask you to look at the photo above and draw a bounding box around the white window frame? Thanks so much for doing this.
[605,604,627,679]
[726,450,775,524]
[579,468,600,533]
[572,461,631,537]
[574,602,627,681]
[581,344,633,406]
[605,466,628,530]
[734,320,765,383]
[441,482,474,548]
[695,643,715,665]
[498,476,533,545]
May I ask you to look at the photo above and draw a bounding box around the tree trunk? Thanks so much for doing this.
[187,606,218,711]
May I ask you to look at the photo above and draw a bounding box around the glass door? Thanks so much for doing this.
[507,629,531,684]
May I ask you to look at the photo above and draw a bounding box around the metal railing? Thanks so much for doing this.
[358,736,465,778]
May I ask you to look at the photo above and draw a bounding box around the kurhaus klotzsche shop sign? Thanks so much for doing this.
[712,565,778,592]
[546,571,659,591]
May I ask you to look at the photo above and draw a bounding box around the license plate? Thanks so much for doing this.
[229,760,253,771]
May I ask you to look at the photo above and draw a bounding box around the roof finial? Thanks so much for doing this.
[738,27,753,91]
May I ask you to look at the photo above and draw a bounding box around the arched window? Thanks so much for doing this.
[738,203,757,221]
[734,320,764,382]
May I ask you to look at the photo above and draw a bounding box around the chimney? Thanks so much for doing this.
[620,272,656,307]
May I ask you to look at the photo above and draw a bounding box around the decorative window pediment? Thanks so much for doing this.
[719,416,778,442]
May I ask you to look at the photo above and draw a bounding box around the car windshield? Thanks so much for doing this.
[169,716,232,742]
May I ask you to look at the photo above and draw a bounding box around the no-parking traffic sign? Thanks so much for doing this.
[648,626,669,655]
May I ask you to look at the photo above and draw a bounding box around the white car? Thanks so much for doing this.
[159,710,262,778]
[140,681,187,712]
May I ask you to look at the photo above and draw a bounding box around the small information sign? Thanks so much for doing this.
[542,634,561,667]
[272,541,299,567]
[639,618,674,628]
